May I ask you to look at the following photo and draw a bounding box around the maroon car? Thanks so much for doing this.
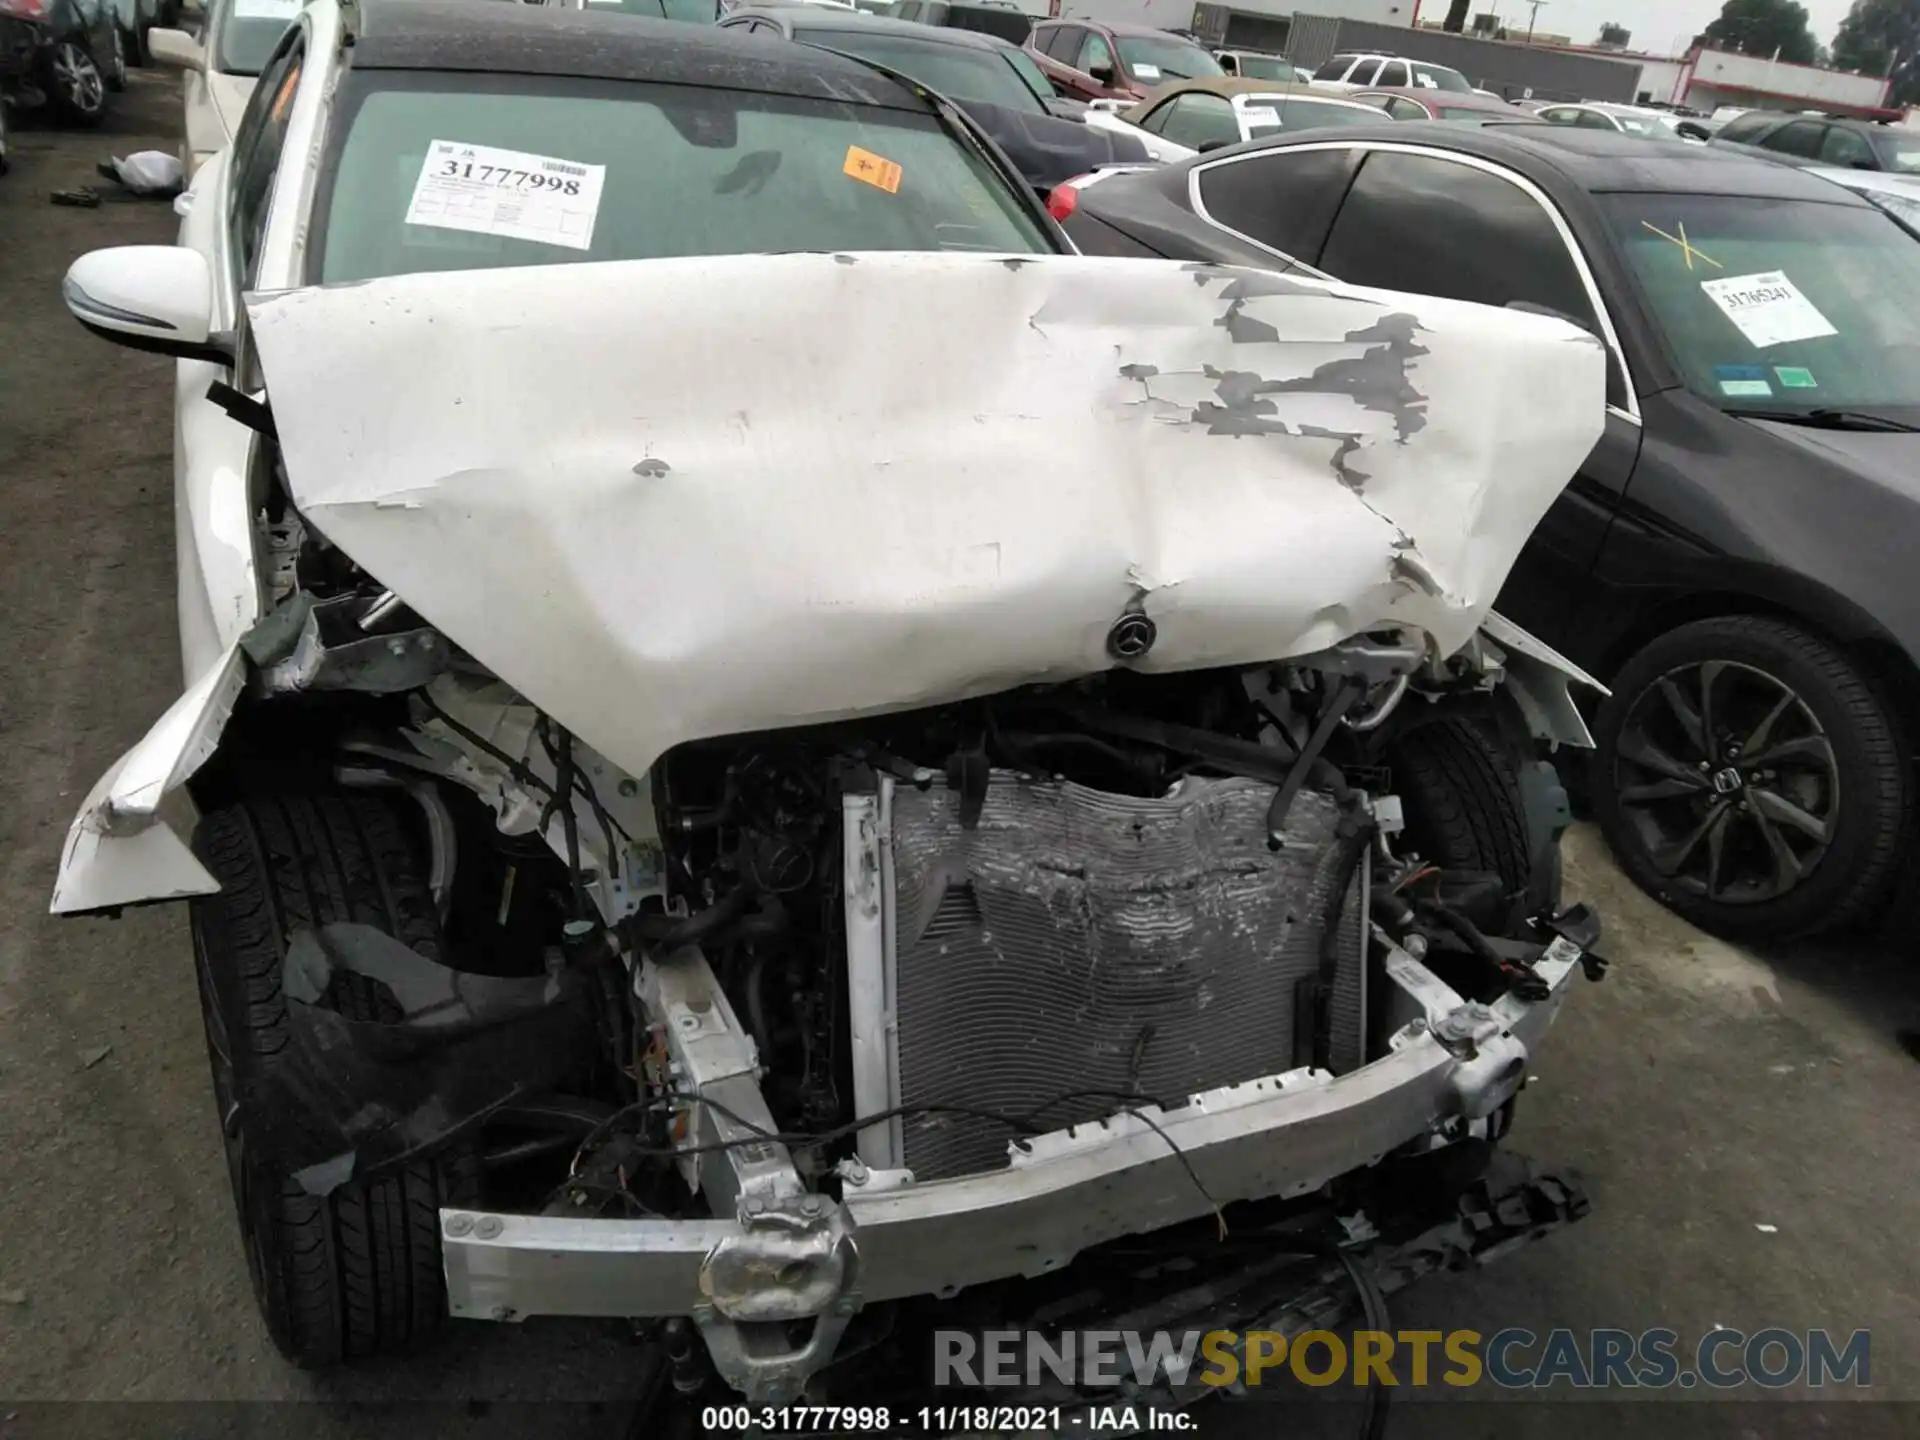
[1024,18,1222,103]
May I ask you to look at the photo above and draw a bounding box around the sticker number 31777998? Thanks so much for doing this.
[405,140,607,251]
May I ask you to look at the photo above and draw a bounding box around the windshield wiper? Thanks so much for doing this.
[1725,406,1920,433]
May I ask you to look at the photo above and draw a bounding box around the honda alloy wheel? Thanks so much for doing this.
[49,41,106,124]
[1594,615,1909,941]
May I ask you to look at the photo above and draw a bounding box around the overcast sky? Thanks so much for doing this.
[1455,0,1859,57]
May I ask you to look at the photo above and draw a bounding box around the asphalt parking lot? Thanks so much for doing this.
[3,70,1919,1440]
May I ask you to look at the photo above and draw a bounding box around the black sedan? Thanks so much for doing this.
[717,8,1148,188]
[0,0,123,126]
[1061,122,1920,942]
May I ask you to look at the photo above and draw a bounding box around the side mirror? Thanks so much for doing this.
[1088,63,1114,86]
[64,246,227,362]
[148,27,205,71]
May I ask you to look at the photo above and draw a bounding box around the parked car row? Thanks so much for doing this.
[1057,119,1920,940]
[56,0,1615,1420]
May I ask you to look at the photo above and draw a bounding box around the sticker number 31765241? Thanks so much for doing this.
[405,140,607,252]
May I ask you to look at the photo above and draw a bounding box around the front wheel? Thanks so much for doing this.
[105,26,127,91]
[1592,615,1909,940]
[46,41,106,125]
[190,794,475,1367]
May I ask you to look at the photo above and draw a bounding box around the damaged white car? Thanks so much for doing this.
[58,0,1611,1420]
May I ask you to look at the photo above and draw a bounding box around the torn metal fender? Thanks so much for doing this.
[49,647,243,915]
[246,252,1606,784]
[1481,609,1608,749]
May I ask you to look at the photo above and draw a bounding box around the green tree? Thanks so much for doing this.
[1833,0,1920,104]
[1443,0,1471,33]
[1597,21,1631,44]
[1701,0,1819,64]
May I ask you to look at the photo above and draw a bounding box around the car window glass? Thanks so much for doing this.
[315,73,1051,284]
[1871,128,1920,171]
[1605,192,1920,415]
[1767,120,1826,158]
[804,30,1046,113]
[1410,62,1471,92]
[1347,59,1381,85]
[1277,99,1378,132]
[1822,127,1874,167]
[1576,109,1616,130]
[1003,47,1054,102]
[1540,107,1577,125]
[1195,145,1358,261]
[215,0,300,77]
[1134,99,1172,133]
[1313,55,1354,81]
[1388,97,1426,120]
[228,32,304,289]
[1378,61,1408,87]
[1319,151,1623,406]
[1077,32,1114,75]
[1717,112,1772,143]
[1156,93,1238,149]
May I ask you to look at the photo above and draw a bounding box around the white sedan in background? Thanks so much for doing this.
[1086,82,1385,162]
[148,0,298,175]
[1535,101,1713,143]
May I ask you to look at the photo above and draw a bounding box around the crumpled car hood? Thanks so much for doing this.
[246,252,1603,781]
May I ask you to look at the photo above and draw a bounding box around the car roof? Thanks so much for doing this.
[1356,86,1512,111]
[1127,75,1369,111]
[1232,121,1887,202]
[1070,19,1202,36]
[349,0,925,106]
[750,8,1014,48]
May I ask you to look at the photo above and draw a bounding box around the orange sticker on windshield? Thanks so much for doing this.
[844,146,903,194]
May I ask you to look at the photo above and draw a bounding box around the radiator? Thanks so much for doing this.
[846,771,1367,1184]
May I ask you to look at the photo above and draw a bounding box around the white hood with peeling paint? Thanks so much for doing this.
[245,252,1603,781]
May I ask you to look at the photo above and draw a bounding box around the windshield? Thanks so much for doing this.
[581,0,721,18]
[1604,192,1920,420]
[1242,97,1379,137]
[1233,54,1293,81]
[1410,62,1472,93]
[214,0,300,76]
[314,74,1049,285]
[1003,46,1056,105]
[1114,35,1223,83]
[1607,110,1671,138]
[809,31,1045,113]
[1873,128,1920,172]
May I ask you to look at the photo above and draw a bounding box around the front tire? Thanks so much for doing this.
[190,794,474,1367]
[105,25,127,91]
[1592,615,1908,941]
[46,41,107,126]
[1385,714,1533,896]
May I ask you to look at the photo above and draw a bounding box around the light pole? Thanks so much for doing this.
[1526,0,1548,42]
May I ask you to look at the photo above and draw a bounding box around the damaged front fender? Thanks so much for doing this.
[50,647,244,915]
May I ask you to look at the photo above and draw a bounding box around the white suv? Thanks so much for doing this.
[1312,51,1473,92]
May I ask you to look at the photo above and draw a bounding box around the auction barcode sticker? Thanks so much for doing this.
[1699,270,1837,349]
[404,140,606,252]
